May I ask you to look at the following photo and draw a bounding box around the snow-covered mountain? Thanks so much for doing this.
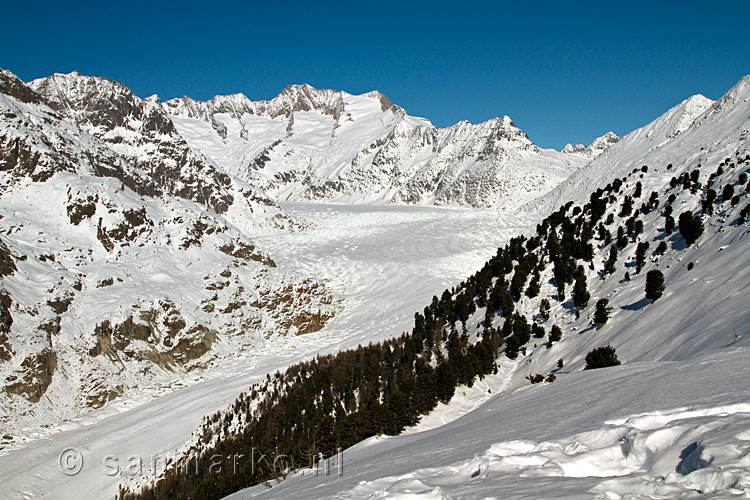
[0,69,335,431]
[531,92,719,214]
[123,75,749,500]
[2,66,748,500]
[163,84,604,209]
[288,79,748,500]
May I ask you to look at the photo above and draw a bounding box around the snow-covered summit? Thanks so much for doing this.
[562,130,620,157]
[530,89,730,214]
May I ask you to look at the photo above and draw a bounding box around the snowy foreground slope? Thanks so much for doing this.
[163,84,613,208]
[239,349,750,500]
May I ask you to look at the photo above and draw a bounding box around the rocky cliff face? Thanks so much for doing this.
[0,70,334,431]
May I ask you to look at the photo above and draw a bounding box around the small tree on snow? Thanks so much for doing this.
[645,269,665,301]
[573,273,590,308]
[539,298,551,321]
[722,184,735,203]
[548,324,562,345]
[594,299,611,327]
[678,211,704,246]
[584,345,621,370]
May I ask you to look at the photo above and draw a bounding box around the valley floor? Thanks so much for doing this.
[0,203,532,500]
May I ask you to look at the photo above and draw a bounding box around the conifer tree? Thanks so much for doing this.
[584,346,621,370]
[548,324,562,345]
[531,323,546,339]
[620,196,633,217]
[722,184,735,202]
[645,269,665,301]
[704,188,717,214]
[526,271,541,298]
[539,298,550,321]
[635,241,650,273]
[678,211,704,246]
[573,273,590,308]
[594,299,611,326]
[604,245,617,275]
[616,226,628,247]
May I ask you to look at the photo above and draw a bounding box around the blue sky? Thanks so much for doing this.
[2,1,747,149]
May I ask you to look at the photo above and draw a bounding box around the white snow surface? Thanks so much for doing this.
[229,75,750,500]
[0,68,333,432]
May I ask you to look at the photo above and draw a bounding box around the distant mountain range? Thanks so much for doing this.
[162,82,619,208]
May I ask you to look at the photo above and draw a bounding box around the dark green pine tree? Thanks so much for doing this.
[722,184,735,203]
[548,324,562,345]
[526,271,541,298]
[604,245,618,275]
[635,241,650,273]
[620,196,633,217]
[584,345,621,370]
[594,299,611,327]
[678,211,704,246]
[703,188,717,214]
[645,269,665,301]
[616,226,628,247]
[539,298,551,321]
[573,273,590,308]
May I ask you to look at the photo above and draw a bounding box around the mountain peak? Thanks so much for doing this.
[562,131,619,157]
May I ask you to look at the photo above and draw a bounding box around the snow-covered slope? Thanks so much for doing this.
[240,348,750,500]
[163,85,601,209]
[2,67,747,500]
[0,69,334,431]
